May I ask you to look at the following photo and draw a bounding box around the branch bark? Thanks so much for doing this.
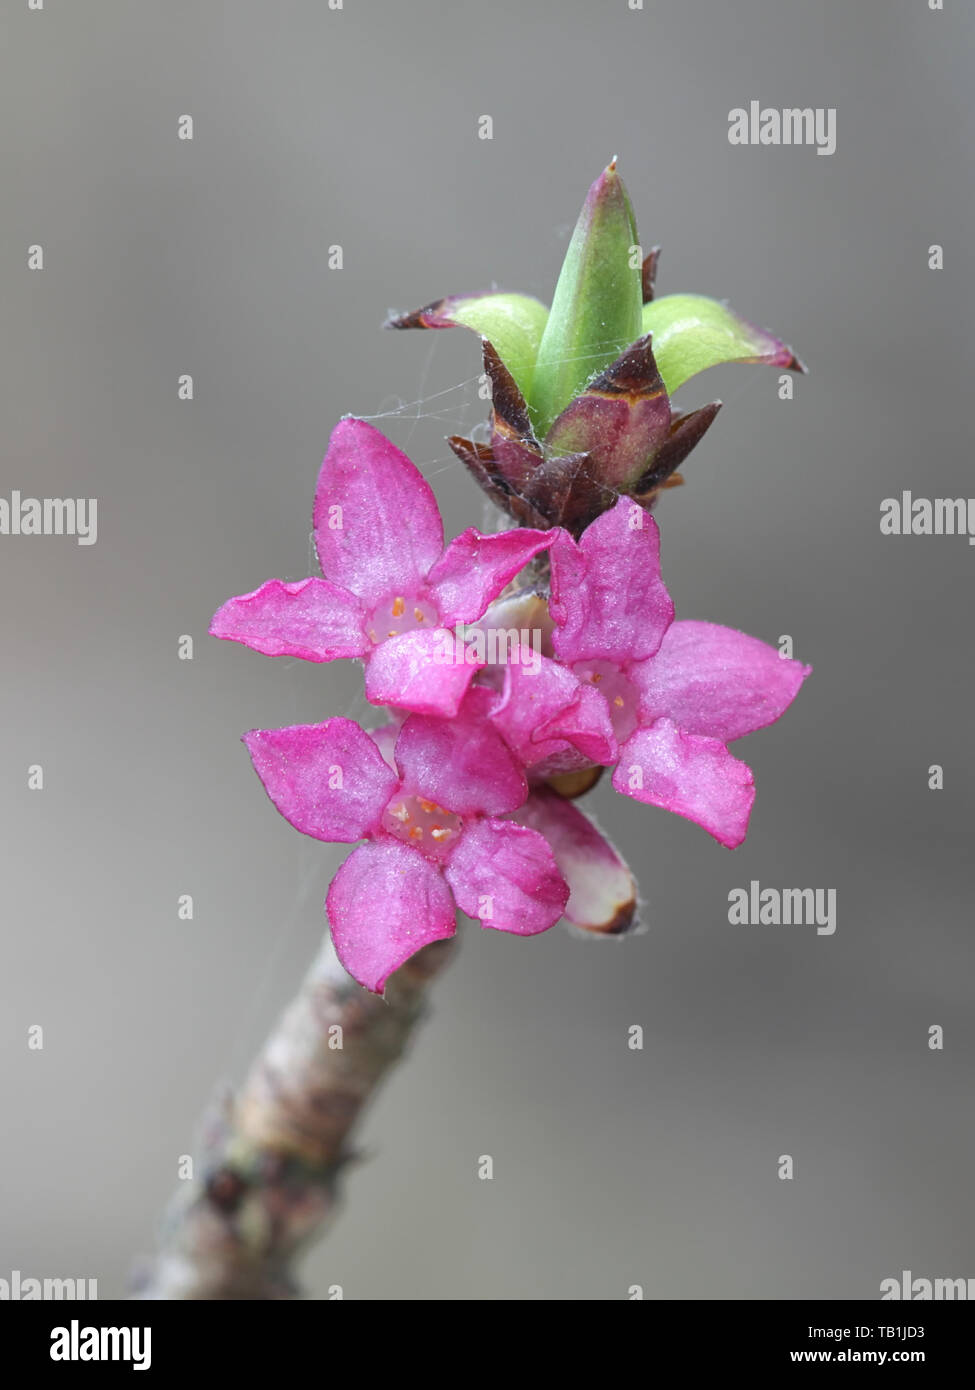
[136,935,456,1299]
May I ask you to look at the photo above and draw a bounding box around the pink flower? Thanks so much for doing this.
[491,498,810,848]
[242,689,570,993]
[210,417,553,718]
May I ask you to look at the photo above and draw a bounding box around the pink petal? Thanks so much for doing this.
[538,683,619,764]
[243,718,397,843]
[490,656,617,770]
[631,620,811,742]
[367,719,406,771]
[426,527,554,627]
[510,789,637,934]
[393,688,527,816]
[364,628,482,717]
[613,718,755,849]
[209,577,368,662]
[326,839,456,993]
[444,818,568,935]
[313,417,444,607]
[549,498,674,666]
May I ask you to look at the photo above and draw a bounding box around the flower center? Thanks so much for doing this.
[381,794,462,861]
[573,659,640,742]
[366,594,439,644]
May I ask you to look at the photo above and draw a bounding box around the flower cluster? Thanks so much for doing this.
[212,415,809,993]
[212,163,808,992]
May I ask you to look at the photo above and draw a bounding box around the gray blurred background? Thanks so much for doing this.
[2,0,973,1300]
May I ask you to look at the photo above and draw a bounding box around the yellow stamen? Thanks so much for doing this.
[392,596,406,618]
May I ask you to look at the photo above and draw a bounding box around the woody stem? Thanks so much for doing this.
[136,935,456,1300]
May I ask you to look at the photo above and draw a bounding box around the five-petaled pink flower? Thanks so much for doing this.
[210,417,553,717]
[243,688,570,993]
[490,497,811,848]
